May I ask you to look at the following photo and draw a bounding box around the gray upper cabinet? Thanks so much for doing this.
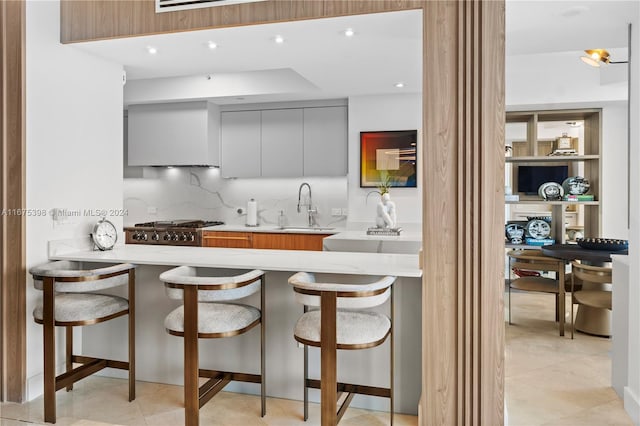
[219,104,347,178]
[303,106,348,176]
[261,109,304,177]
[220,110,261,178]
[128,102,220,166]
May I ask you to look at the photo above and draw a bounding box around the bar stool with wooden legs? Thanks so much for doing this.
[160,267,266,426]
[288,272,396,426]
[29,261,136,424]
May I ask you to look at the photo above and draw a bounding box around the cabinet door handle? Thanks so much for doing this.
[203,235,251,241]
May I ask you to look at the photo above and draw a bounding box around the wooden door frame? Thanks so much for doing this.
[3,2,505,424]
[1,0,27,404]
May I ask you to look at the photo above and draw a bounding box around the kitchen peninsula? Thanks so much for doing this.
[48,239,422,414]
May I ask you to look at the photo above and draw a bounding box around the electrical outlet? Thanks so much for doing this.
[147,206,157,215]
[331,208,342,217]
[236,207,245,215]
[341,208,348,216]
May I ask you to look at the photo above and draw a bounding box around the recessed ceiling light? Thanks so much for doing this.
[394,82,405,88]
[344,28,355,37]
[274,35,285,44]
[207,41,218,50]
[146,46,158,55]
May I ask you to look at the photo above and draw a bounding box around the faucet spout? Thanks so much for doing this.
[297,182,312,213]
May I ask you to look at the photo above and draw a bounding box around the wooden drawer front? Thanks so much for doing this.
[202,231,252,248]
[252,233,330,251]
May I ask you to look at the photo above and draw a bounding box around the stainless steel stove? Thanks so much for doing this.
[124,220,224,246]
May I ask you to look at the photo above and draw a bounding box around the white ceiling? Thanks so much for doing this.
[506,0,635,57]
[71,2,637,105]
[72,10,423,104]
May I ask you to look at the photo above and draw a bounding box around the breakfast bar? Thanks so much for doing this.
[47,239,423,415]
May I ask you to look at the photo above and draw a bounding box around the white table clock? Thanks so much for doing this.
[91,217,117,251]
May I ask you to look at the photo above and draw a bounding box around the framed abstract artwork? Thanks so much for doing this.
[360,130,418,188]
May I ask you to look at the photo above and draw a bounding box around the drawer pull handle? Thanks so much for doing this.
[204,236,251,241]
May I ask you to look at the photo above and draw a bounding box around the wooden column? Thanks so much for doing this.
[1,0,27,403]
[422,1,505,425]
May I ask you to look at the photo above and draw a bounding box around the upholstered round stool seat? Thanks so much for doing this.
[294,310,390,349]
[574,290,612,310]
[33,293,129,325]
[164,302,261,337]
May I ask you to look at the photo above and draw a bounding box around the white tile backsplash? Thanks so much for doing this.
[124,167,348,228]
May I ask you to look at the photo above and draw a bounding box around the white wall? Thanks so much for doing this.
[507,50,628,106]
[601,102,629,239]
[625,7,640,424]
[347,94,422,226]
[25,0,125,400]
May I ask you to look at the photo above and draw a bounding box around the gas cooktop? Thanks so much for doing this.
[124,219,224,246]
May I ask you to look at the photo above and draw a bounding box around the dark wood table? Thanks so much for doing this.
[541,244,627,264]
[541,243,627,337]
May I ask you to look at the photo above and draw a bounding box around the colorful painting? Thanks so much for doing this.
[360,130,418,188]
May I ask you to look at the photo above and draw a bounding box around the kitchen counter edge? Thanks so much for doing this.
[48,240,422,278]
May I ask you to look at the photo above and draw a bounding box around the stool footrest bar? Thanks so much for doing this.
[337,392,355,423]
[199,374,231,409]
[305,379,391,398]
[199,368,262,384]
[72,355,130,371]
[56,359,107,391]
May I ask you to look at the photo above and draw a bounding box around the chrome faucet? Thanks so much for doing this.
[297,182,317,227]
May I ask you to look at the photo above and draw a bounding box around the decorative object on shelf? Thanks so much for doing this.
[91,217,117,251]
[360,130,417,188]
[576,237,629,251]
[566,228,584,241]
[562,176,590,195]
[563,194,595,201]
[525,218,551,240]
[525,237,555,246]
[538,182,564,201]
[505,223,525,244]
[526,216,552,223]
[550,132,577,156]
[375,192,397,229]
[367,227,402,236]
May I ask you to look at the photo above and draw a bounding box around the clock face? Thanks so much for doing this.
[92,219,117,250]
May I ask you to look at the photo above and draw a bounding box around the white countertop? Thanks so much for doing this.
[202,224,342,234]
[323,230,422,242]
[49,240,422,278]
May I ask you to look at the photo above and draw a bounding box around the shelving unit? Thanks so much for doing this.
[505,108,602,248]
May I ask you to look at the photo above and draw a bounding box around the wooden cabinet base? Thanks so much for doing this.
[252,233,330,251]
[202,231,329,251]
[202,232,252,248]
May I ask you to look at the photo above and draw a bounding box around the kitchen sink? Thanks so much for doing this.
[279,226,335,232]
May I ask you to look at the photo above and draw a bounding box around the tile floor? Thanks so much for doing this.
[0,291,632,425]
[505,291,632,426]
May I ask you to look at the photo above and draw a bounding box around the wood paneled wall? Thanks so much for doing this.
[60,0,424,43]
[1,0,27,403]
[1,0,506,423]
[422,1,504,424]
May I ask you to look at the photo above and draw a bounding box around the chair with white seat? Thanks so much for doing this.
[29,260,136,424]
[160,266,266,426]
[288,272,396,426]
